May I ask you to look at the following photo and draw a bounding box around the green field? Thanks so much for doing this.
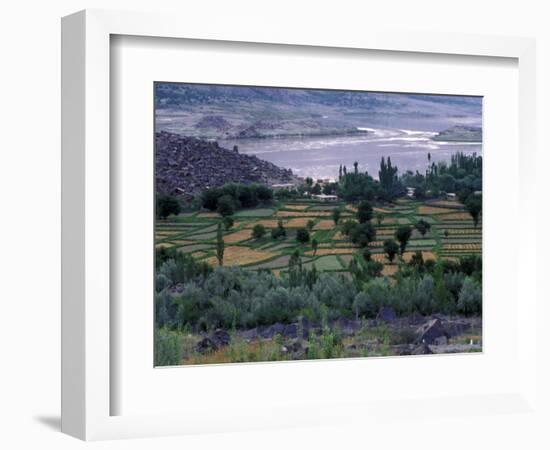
[155,197,481,276]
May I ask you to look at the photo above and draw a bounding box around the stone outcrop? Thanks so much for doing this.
[155,131,298,199]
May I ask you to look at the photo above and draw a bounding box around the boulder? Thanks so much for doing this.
[240,328,259,341]
[411,343,434,355]
[415,318,448,345]
[392,344,412,356]
[195,329,231,354]
[195,337,218,354]
[377,306,397,323]
[408,311,425,326]
[260,322,286,339]
[335,317,362,336]
[433,335,448,346]
[442,320,471,337]
[211,329,230,347]
[283,323,297,339]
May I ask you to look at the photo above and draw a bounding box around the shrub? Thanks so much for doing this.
[217,195,235,217]
[296,227,310,244]
[156,194,181,219]
[349,222,376,247]
[383,239,399,263]
[341,219,357,236]
[271,220,286,239]
[356,200,373,223]
[364,260,383,279]
[311,238,319,256]
[457,277,482,315]
[255,184,274,203]
[395,225,412,255]
[332,208,341,225]
[414,219,431,236]
[223,216,234,230]
[154,328,181,366]
[413,275,436,315]
[352,291,372,319]
[252,224,266,239]
[362,248,371,262]
[201,188,222,211]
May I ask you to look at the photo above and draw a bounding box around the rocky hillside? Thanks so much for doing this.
[155,131,298,199]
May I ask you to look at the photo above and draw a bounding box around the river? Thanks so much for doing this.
[220,127,482,181]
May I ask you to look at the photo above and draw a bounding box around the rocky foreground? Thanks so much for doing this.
[155,131,299,199]
[188,309,482,363]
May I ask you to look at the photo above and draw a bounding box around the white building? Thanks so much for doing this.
[311,194,338,202]
[406,187,416,198]
[446,192,457,201]
[271,183,295,190]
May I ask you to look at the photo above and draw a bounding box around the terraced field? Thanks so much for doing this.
[156,196,481,277]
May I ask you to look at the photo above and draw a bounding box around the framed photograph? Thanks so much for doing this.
[153,81,484,367]
[62,9,538,441]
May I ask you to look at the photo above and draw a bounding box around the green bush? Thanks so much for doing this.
[271,220,286,239]
[457,277,482,315]
[296,227,310,244]
[156,194,181,219]
[154,328,181,366]
[252,224,266,239]
[217,195,235,217]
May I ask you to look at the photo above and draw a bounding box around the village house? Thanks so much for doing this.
[406,186,416,198]
[311,194,338,202]
[271,183,295,190]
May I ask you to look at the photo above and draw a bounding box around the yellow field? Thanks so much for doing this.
[313,220,335,230]
[395,198,413,205]
[417,206,456,215]
[429,200,464,208]
[368,241,384,247]
[283,204,310,211]
[440,212,474,221]
[155,231,182,238]
[382,265,398,276]
[223,229,253,243]
[442,243,482,250]
[371,253,388,263]
[206,246,276,267]
[245,219,281,229]
[442,256,460,262]
[442,228,482,235]
[155,242,175,249]
[304,247,355,256]
[345,204,357,212]
[334,242,358,248]
[402,251,436,262]
[285,217,312,228]
[170,240,194,246]
[197,212,221,218]
[276,210,331,218]
[332,231,346,240]
[376,228,397,235]
[192,251,208,259]
[372,251,436,263]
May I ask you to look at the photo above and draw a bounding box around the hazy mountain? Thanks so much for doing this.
[155,83,482,140]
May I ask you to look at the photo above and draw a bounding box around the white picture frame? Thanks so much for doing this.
[61,9,538,441]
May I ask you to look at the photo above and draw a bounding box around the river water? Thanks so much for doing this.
[221,127,482,181]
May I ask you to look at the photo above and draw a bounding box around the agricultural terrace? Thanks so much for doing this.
[155,196,481,277]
